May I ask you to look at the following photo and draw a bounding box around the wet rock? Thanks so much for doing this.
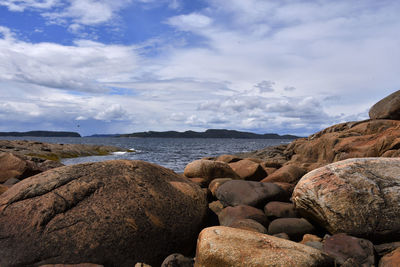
[293,158,400,242]
[323,233,375,266]
[195,226,334,267]
[369,90,400,120]
[379,247,400,267]
[218,205,268,228]
[0,160,208,267]
[229,219,267,234]
[184,160,239,183]
[216,180,287,208]
[268,218,316,241]
[228,159,267,181]
[161,253,194,267]
[208,178,232,197]
[264,201,298,220]
[261,164,306,184]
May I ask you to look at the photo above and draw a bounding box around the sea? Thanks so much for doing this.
[0,137,293,173]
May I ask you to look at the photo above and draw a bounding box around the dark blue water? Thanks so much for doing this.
[0,137,292,172]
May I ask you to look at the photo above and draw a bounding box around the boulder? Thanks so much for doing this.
[273,182,295,196]
[300,234,322,245]
[215,180,287,208]
[194,226,334,267]
[218,205,268,227]
[208,178,232,197]
[379,247,400,267]
[215,155,241,163]
[184,160,239,182]
[3,177,21,187]
[375,242,400,257]
[0,152,42,182]
[323,233,375,266]
[268,218,316,241]
[229,219,267,234]
[261,164,306,184]
[0,160,208,267]
[228,159,267,181]
[369,90,400,120]
[273,233,290,240]
[209,201,224,215]
[161,253,194,267]
[293,158,400,242]
[264,201,298,220]
[0,185,8,195]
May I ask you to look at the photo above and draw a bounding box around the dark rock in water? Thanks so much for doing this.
[218,205,269,228]
[369,90,400,120]
[228,159,267,181]
[229,219,267,234]
[322,233,375,266]
[0,160,208,267]
[183,160,239,183]
[379,247,400,267]
[161,253,194,267]
[268,218,316,241]
[264,201,298,220]
[195,226,334,267]
[293,158,400,242]
[216,180,287,208]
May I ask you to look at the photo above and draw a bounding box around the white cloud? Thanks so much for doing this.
[0,0,59,11]
[167,13,213,32]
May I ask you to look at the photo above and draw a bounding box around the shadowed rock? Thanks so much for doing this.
[218,205,268,228]
[369,90,400,120]
[0,160,208,267]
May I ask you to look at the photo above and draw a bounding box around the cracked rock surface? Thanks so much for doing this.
[292,158,400,242]
[0,160,208,267]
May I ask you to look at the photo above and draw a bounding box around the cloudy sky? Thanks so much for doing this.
[0,0,399,136]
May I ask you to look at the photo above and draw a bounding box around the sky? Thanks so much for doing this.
[0,0,399,136]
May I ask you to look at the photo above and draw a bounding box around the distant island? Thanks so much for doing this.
[0,131,81,137]
[119,129,300,139]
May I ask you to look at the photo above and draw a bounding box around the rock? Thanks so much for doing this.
[134,263,152,267]
[218,205,268,227]
[215,180,287,208]
[0,152,42,182]
[273,182,295,196]
[235,144,288,166]
[375,242,400,257]
[268,218,316,241]
[273,232,290,240]
[39,264,104,267]
[216,155,241,163]
[323,233,375,266]
[369,90,400,120]
[228,159,267,181]
[300,234,322,245]
[189,178,208,188]
[161,253,194,267]
[264,201,298,220]
[194,226,334,267]
[209,201,224,215]
[208,178,232,197]
[229,219,267,234]
[0,160,208,267]
[379,247,400,267]
[184,160,239,182]
[3,177,21,187]
[305,241,323,251]
[261,164,306,184]
[0,185,8,195]
[261,166,278,176]
[293,158,400,242]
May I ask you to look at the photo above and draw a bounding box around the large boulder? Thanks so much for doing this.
[0,152,43,182]
[194,226,334,267]
[215,180,287,208]
[184,160,239,182]
[0,160,208,267]
[228,159,267,181]
[369,90,400,120]
[293,158,400,242]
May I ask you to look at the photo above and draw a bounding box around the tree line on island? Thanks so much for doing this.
[0,129,301,139]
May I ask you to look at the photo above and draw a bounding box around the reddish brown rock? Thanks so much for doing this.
[273,182,295,196]
[268,218,316,241]
[189,178,208,188]
[184,160,239,182]
[161,253,194,267]
[264,201,298,220]
[369,90,400,120]
[215,180,287,208]
[194,226,334,267]
[208,178,232,197]
[0,185,8,195]
[300,234,322,245]
[209,201,224,215]
[379,247,400,267]
[0,160,208,267]
[375,242,400,257]
[218,205,268,227]
[229,219,267,234]
[261,164,306,184]
[261,166,278,176]
[215,155,241,163]
[0,152,42,182]
[228,159,267,181]
[323,233,375,266]
[293,158,400,242]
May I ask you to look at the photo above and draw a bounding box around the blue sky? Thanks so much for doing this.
[0,0,399,136]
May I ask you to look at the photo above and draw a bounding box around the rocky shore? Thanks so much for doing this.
[1,91,400,266]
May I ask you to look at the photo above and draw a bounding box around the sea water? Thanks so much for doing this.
[0,137,292,172]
